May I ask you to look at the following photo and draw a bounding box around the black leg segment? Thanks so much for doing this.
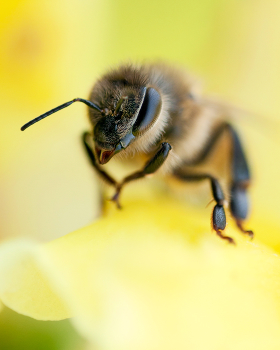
[173,171,235,244]
[228,125,253,238]
[111,142,172,208]
[82,132,117,187]
[176,122,253,241]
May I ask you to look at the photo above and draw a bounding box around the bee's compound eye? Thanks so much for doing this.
[120,132,135,148]
[132,88,162,135]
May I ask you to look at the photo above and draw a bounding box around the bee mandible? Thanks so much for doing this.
[21,63,253,244]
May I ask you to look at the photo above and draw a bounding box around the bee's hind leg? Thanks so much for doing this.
[228,125,253,238]
[173,172,235,244]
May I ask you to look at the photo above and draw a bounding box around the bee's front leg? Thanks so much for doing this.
[111,142,172,209]
[82,132,118,187]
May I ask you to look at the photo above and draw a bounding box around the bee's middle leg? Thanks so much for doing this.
[173,172,235,244]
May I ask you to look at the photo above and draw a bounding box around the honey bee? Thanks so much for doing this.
[21,63,253,244]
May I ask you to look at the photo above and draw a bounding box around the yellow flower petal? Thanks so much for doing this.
[1,193,280,350]
[0,241,71,320]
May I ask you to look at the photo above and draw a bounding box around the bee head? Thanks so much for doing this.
[21,69,162,166]
[92,86,162,164]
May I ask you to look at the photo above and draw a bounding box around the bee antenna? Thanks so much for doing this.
[21,98,102,131]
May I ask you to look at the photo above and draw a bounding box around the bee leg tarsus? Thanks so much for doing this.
[110,185,122,209]
[236,219,254,239]
[215,230,236,245]
[110,196,122,210]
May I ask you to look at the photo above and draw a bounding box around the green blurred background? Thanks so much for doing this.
[1,0,280,348]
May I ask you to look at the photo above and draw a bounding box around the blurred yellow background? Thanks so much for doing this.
[1,0,280,349]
